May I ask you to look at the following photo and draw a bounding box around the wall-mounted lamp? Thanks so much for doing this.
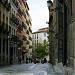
[47,0,53,9]
[47,0,62,12]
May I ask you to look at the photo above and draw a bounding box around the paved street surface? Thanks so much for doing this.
[0,63,56,75]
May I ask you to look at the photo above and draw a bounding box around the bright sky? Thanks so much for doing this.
[27,0,49,32]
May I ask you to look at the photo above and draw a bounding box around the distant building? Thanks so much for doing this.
[32,27,48,58]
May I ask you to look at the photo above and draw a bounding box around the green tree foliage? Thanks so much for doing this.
[36,40,49,58]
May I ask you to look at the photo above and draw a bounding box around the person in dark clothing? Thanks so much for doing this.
[19,57,21,64]
[29,57,31,63]
[44,58,47,63]
[26,58,28,63]
[31,58,32,63]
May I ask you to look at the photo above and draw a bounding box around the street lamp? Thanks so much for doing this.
[47,0,52,10]
[47,0,53,64]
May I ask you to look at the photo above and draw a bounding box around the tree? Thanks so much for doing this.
[36,40,49,58]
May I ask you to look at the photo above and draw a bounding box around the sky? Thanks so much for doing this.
[27,0,49,32]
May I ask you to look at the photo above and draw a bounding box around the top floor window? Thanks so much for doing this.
[44,33,46,37]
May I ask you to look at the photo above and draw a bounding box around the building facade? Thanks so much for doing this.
[67,0,75,69]
[9,0,19,64]
[0,0,11,66]
[48,0,75,69]
[0,0,32,66]
[32,27,48,58]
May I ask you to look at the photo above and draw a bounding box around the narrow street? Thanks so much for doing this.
[0,63,56,75]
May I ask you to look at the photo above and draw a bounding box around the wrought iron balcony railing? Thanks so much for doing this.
[18,24,23,31]
[26,30,29,35]
[22,10,26,18]
[10,35,19,42]
[12,0,18,8]
[29,36,32,40]
[22,47,26,50]
[26,40,29,44]
[29,27,32,33]
[26,20,29,25]
[10,13,19,25]
[18,8,23,16]
[1,0,11,11]
[22,23,27,29]
[0,20,9,35]
[29,45,32,48]
[18,40,23,45]
[22,36,27,41]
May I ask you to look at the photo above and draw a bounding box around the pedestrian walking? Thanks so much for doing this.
[26,57,28,63]
[44,58,47,63]
[18,56,21,64]
[29,57,31,63]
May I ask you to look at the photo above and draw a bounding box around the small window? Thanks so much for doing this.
[9,26,11,33]
[35,35,36,39]
[44,33,46,37]
[6,17,8,24]
[37,34,38,39]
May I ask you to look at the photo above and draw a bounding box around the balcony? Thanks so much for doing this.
[29,20,32,25]
[12,0,18,8]
[26,20,29,25]
[29,45,32,49]
[26,10,29,17]
[18,40,23,45]
[22,36,27,41]
[26,41,29,44]
[18,8,23,16]
[29,36,32,40]
[10,13,19,25]
[22,23,27,29]
[29,27,32,33]
[26,30,29,35]
[0,20,9,35]
[22,11,26,18]
[18,24,23,31]
[1,0,11,11]
[22,47,26,50]
[10,35,19,42]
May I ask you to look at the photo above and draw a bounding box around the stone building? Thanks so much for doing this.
[49,0,75,69]
[0,0,11,66]
[0,0,32,66]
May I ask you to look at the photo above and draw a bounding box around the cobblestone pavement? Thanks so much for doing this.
[0,63,56,75]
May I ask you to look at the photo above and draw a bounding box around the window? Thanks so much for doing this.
[3,39,5,53]
[44,33,46,37]
[6,17,8,24]
[35,35,36,39]
[14,29,15,35]
[37,40,38,44]
[9,26,11,33]
[12,28,13,34]
[37,34,38,39]
[6,40,8,55]
[3,14,5,22]
[14,11,15,15]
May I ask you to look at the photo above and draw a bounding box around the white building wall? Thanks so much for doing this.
[32,32,48,51]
